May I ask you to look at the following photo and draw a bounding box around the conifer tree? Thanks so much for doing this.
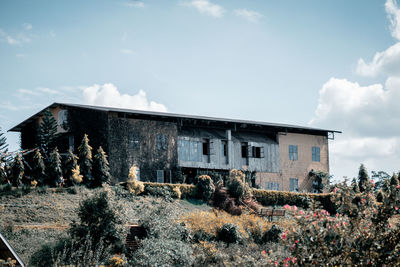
[31,149,46,185]
[92,146,111,187]
[78,134,93,187]
[11,154,24,187]
[351,178,360,193]
[376,190,384,203]
[0,127,8,163]
[47,147,62,187]
[37,109,58,160]
[64,149,79,186]
[358,164,369,192]
[390,173,399,187]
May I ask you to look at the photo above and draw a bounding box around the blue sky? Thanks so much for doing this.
[1,0,400,181]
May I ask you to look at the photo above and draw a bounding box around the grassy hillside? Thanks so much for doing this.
[0,185,211,264]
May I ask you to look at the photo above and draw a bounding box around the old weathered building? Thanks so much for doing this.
[9,103,340,192]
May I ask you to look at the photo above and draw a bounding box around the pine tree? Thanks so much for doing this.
[31,149,46,186]
[64,149,79,186]
[390,173,399,187]
[37,109,58,160]
[0,127,8,163]
[92,146,111,187]
[358,164,369,192]
[47,147,62,187]
[351,178,360,193]
[78,134,93,187]
[11,154,24,187]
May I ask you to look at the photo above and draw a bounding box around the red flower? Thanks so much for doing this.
[262,250,266,255]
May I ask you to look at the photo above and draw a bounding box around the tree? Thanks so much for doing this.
[372,171,390,191]
[31,149,46,185]
[10,154,24,187]
[37,109,58,160]
[92,146,111,187]
[0,127,8,163]
[351,178,360,193]
[46,147,62,187]
[310,170,330,193]
[78,134,93,187]
[64,149,79,186]
[358,164,370,192]
[390,173,399,187]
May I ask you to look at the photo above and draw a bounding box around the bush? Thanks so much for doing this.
[227,170,251,200]
[126,166,144,195]
[212,184,242,215]
[142,182,196,199]
[217,223,241,244]
[196,175,215,201]
[262,224,282,243]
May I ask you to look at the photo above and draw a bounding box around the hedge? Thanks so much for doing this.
[142,182,196,199]
[252,189,336,214]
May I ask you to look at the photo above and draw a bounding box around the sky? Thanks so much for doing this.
[1,0,400,181]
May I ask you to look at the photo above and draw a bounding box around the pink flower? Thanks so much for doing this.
[283,204,290,209]
[388,223,392,228]
[274,261,278,266]
[396,185,400,189]
[299,210,305,215]
[395,207,399,211]
[293,205,298,210]
[292,257,297,263]
[342,221,346,226]
[333,187,338,193]
[281,232,287,240]
[361,198,366,204]
[295,240,299,244]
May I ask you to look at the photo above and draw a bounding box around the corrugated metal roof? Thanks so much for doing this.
[8,102,341,134]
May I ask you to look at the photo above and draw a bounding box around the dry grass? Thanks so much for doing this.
[181,209,296,239]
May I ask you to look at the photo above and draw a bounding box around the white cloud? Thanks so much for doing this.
[182,0,225,18]
[120,48,134,55]
[123,1,145,8]
[16,53,25,58]
[82,83,167,112]
[356,42,400,76]
[22,23,32,31]
[386,0,400,40]
[36,87,60,95]
[0,28,32,46]
[234,9,263,23]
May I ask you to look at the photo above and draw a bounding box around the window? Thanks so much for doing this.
[157,170,164,183]
[252,146,264,158]
[241,142,248,158]
[265,182,280,191]
[312,146,320,162]
[178,138,202,162]
[156,134,167,150]
[290,178,299,192]
[58,109,68,127]
[202,139,210,155]
[289,145,298,161]
[221,140,227,157]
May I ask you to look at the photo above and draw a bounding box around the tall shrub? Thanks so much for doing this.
[31,149,46,185]
[10,153,24,187]
[358,164,370,192]
[78,134,93,187]
[127,165,144,195]
[64,149,79,186]
[47,147,62,187]
[196,175,215,201]
[227,169,251,200]
[92,146,111,187]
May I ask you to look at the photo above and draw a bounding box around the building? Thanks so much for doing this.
[9,103,340,192]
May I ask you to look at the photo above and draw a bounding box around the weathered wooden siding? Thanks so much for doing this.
[177,129,280,172]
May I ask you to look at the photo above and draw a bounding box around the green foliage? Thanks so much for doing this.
[142,182,196,199]
[10,154,24,187]
[262,224,282,243]
[63,149,79,186]
[309,170,330,193]
[92,146,111,187]
[78,134,93,187]
[282,180,400,266]
[227,169,251,200]
[46,148,62,187]
[358,164,370,192]
[37,109,58,160]
[195,175,215,201]
[372,170,390,191]
[351,178,360,193]
[69,192,121,251]
[126,166,144,195]
[217,223,241,244]
[390,173,399,187]
[130,203,194,266]
[31,149,46,186]
[0,126,8,162]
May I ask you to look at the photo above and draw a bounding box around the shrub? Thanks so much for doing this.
[217,223,241,244]
[212,184,242,215]
[196,175,215,201]
[262,224,282,243]
[126,166,144,195]
[92,146,112,187]
[227,169,251,200]
[142,182,196,199]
